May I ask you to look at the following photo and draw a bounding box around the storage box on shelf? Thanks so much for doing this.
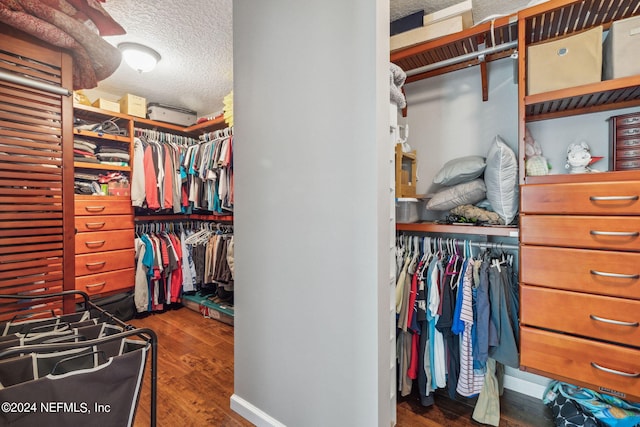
[603,15,640,81]
[518,0,640,402]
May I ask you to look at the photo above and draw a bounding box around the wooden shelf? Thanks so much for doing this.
[73,128,131,143]
[73,103,131,121]
[74,162,131,172]
[525,170,640,185]
[396,221,518,237]
[390,14,517,83]
[184,115,227,134]
[525,75,640,122]
[133,116,192,134]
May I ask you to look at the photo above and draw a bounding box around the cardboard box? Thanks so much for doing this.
[527,26,603,95]
[391,15,464,52]
[119,93,146,118]
[423,0,473,29]
[603,15,640,80]
[91,98,120,113]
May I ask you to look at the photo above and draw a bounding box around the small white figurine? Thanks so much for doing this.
[565,141,592,174]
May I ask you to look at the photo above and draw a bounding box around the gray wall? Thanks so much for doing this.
[232,1,392,425]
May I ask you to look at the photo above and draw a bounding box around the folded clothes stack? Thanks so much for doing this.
[96,144,130,167]
[74,137,99,163]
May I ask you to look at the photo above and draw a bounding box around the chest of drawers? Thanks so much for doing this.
[520,176,640,402]
[74,196,135,297]
[610,112,640,171]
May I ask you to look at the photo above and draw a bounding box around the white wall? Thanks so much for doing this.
[232,1,392,426]
[402,58,520,197]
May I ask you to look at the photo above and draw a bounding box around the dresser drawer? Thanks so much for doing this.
[75,268,134,296]
[521,327,640,401]
[74,198,133,216]
[616,158,640,170]
[612,112,640,128]
[75,230,134,254]
[75,249,135,276]
[520,246,640,299]
[521,286,640,347]
[521,181,640,214]
[617,127,640,138]
[520,215,640,251]
[75,215,134,233]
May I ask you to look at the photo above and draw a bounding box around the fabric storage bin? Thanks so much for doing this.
[396,198,419,223]
[603,15,640,80]
[527,26,603,95]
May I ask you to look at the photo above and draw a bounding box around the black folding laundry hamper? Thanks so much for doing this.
[0,291,157,427]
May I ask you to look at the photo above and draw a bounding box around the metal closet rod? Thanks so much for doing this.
[400,235,519,251]
[0,69,71,97]
[405,40,518,78]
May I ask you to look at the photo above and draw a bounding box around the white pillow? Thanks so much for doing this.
[433,155,486,186]
[426,179,487,211]
[484,136,519,225]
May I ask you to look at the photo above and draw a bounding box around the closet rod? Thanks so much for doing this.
[0,70,72,96]
[470,241,518,251]
[405,40,518,78]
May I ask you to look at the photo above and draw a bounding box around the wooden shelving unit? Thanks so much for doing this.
[396,222,518,237]
[391,13,518,101]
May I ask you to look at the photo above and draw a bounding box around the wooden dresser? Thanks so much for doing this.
[520,172,640,401]
[74,195,135,297]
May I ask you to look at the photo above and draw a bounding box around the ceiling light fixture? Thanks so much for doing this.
[118,42,161,73]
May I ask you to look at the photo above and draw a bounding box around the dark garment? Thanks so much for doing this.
[436,274,460,399]
[488,262,519,368]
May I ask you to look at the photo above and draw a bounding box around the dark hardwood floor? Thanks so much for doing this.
[129,306,553,426]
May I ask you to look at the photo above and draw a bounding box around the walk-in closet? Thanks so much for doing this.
[1,0,640,426]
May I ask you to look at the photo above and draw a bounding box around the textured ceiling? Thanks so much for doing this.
[99,0,233,117]
[391,0,533,23]
[95,1,533,117]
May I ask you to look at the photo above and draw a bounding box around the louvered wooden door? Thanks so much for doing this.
[0,27,75,320]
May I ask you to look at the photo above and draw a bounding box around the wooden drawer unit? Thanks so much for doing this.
[521,327,640,402]
[75,268,135,296]
[521,246,640,299]
[521,215,640,251]
[611,112,640,171]
[74,197,133,216]
[75,249,135,276]
[521,286,640,347]
[521,181,640,215]
[75,229,134,254]
[75,215,134,233]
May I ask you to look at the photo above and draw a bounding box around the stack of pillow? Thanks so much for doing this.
[426,136,519,225]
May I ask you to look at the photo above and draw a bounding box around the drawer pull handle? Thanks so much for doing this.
[85,261,106,268]
[589,314,639,327]
[84,206,106,212]
[589,195,639,202]
[590,270,640,280]
[590,230,640,237]
[85,240,106,248]
[85,281,106,289]
[85,222,106,229]
[590,362,640,378]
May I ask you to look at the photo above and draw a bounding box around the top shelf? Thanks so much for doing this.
[520,0,640,45]
[74,103,229,136]
[392,0,640,85]
[390,14,517,83]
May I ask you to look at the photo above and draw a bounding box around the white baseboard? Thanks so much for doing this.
[503,374,548,400]
[230,394,286,427]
